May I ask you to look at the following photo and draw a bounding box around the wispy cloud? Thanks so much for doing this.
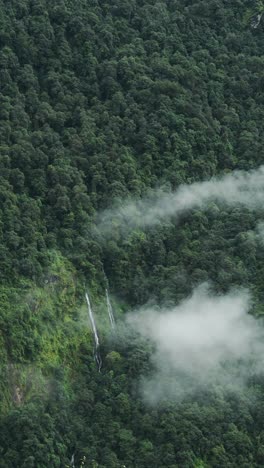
[128,284,264,403]
[97,166,264,237]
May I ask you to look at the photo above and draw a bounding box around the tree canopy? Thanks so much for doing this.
[0,0,264,466]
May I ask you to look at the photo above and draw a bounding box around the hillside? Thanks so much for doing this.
[0,0,264,467]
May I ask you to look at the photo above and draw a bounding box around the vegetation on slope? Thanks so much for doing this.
[0,0,264,466]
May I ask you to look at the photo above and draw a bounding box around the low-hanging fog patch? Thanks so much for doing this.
[128,284,264,403]
[96,166,264,237]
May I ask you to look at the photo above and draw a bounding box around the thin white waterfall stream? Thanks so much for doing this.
[70,454,75,468]
[85,292,102,371]
[106,288,116,330]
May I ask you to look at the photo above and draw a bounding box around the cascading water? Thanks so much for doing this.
[106,288,116,330]
[85,292,102,371]
[70,454,75,468]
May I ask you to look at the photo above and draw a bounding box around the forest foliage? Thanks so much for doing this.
[0,0,264,466]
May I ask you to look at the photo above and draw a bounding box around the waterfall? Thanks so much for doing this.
[85,292,102,371]
[85,292,99,347]
[106,288,116,330]
[70,454,75,468]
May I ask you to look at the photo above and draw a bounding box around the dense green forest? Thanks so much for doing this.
[1,0,264,466]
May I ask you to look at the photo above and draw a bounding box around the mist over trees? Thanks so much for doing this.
[0,0,264,467]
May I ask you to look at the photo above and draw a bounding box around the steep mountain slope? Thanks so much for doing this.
[0,0,264,466]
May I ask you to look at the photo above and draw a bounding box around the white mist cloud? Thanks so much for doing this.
[97,166,264,236]
[128,284,264,403]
